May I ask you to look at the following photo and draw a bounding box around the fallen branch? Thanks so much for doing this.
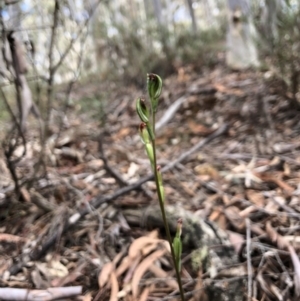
[156,95,187,132]
[0,286,82,301]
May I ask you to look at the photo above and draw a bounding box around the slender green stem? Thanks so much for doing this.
[151,114,186,301]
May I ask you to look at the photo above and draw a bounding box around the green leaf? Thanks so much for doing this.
[173,218,183,272]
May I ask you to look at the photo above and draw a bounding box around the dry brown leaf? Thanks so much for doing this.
[52,262,86,287]
[110,270,119,301]
[141,243,159,257]
[239,205,257,218]
[246,189,265,207]
[113,250,126,265]
[250,224,265,236]
[227,231,244,254]
[224,206,245,231]
[266,222,300,296]
[147,230,159,239]
[116,256,132,278]
[257,267,274,298]
[123,255,142,284]
[209,207,227,230]
[222,194,231,206]
[266,221,289,249]
[98,262,114,288]
[283,162,291,176]
[117,283,132,299]
[259,174,294,193]
[208,207,222,222]
[20,187,31,202]
[113,127,131,140]
[131,249,166,298]
[0,233,25,243]
[81,293,92,301]
[194,163,219,179]
[187,120,213,136]
[128,237,160,258]
[214,83,244,96]
[139,287,150,301]
[148,264,178,290]
[36,260,68,280]
[288,245,300,296]
[285,236,300,249]
[191,269,207,301]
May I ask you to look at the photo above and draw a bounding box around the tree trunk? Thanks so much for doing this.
[262,0,281,43]
[152,0,163,25]
[186,0,197,33]
[226,0,259,70]
[143,0,152,21]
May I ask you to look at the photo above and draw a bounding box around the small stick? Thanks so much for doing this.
[246,218,252,301]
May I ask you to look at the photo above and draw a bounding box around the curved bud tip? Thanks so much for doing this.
[139,122,146,132]
[147,73,162,100]
[176,218,183,236]
[139,122,150,144]
[136,97,149,123]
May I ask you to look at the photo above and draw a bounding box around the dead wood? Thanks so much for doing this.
[0,286,82,301]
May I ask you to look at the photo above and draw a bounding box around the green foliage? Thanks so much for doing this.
[78,94,106,121]
[174,26,225,67]
[92,4,225,85]
[277,5,300,92]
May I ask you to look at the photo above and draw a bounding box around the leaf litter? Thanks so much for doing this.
[0,65,300,300]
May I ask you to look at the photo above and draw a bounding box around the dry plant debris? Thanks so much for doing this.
[1,65,300,300]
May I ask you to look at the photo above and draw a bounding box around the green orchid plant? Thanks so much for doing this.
[136,74,185,300]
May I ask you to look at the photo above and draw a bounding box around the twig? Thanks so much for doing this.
[45,0,59,133]
[2,24,62,32]
[98,133,153,199]
[51,1,102,75]
[156,95,187,132]
[246,218,252,301]
[98,134,128,187]
[0,286,82,301]
[162,123,228,172]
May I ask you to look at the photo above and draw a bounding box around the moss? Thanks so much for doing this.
[191,246,209,271]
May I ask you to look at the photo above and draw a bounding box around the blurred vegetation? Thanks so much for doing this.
[257,1,300,106]
[273,3,300,104]
[1,0,300,122]
[92,1,226,86]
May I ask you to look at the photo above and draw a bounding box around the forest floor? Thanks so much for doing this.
[1,63,300,301]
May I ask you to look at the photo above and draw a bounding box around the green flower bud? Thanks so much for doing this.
[136,97,149,123]
[139,122,150,144]
[147,73,162,112]
[173,218,183,272]
[139,123,155,167]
